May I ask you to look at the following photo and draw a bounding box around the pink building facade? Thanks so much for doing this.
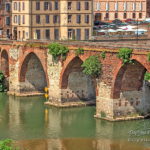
[94,0,150,21]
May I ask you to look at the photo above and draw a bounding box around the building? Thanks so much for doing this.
[12,0,93,41]
[94,0,150,22]
[0,0,12,39]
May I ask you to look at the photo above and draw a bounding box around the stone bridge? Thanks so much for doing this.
[1,41,150,121]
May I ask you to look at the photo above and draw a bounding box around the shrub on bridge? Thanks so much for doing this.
[75,48,84,56]
[81,56,101,77]
[100,51,106,59]
[48,43,69,61]
[117,48,133,65]
[0,71,5,92]
[147,53,150,62]
[144,72,150,81]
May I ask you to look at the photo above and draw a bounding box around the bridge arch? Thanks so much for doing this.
[111,57,150,99]
[60,55,96,102]
[1,50,9,77]
[19,52,47,93]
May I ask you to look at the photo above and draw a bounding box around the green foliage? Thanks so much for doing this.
[0,72,5,92]
[75,48,84,56]
[0,139,18,150]
[101,111,106,118]
[81,56,101,77]
[48,43,69,61]
[147,53,150,62]
[144,72,150,81]
[117,48,133,65]
[100,51,106,59]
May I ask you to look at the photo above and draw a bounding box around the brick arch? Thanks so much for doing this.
[111,56,150,99]
[60,53,97,101]
[60,55,84,89]
[1,49,9,77]
[19,52,48,92]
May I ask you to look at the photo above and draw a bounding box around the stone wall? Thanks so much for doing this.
[61,72,96,102]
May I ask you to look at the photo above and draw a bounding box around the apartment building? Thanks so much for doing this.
[0,0,12,38]
[12,0,93,41]
[94,0,150,21]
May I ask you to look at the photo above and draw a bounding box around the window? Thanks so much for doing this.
[54,29,59,40]
[123,13,127,19]
[54,1,58,10]
[44,2,49,10]
[36,2,40,10]
[105,13,109,19]
[36,30,41,39]
[18,2,21,11]
[53,15,59,23]
[115,2,118,11]
[106,2,109,11]
[6,17,10,25]
[85,2,89,10]
[45,29,50,39]
[68,29,73,39]
[76,15,81,24]
[22,2,25,10]
[76,2,81,10]
[85,29,89,40]
[68,2,72,10]
[36,15,40,24]
[18,15,21,25]
[85,15,89,23]
[45,15,50,23]
[14,15,17,23]
[96,2,100,11]
[139,13,142,18]
[68,15,72,23]
[114,13,118,19]
[76,29,81,40]
[22,15,25,24]
[14,2,17,10]
[132,13,136,18]
[139,2,142,11]
[133,2,136,11]
[6,3,11,12]
[124,2,127,11]
[22,31,25,39]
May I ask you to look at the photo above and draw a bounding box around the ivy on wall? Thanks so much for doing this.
[0,72,5,92]
[48,43,69,61]
[117,48,133,65]
[81,56,101,78]
[75,48,84,56]
[144,72,150,81]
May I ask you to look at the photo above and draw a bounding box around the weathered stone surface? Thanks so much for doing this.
[1,42,150,121]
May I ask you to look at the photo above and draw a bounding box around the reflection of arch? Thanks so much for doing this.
[1,50,9,76]
[60,56,96,101]
[19,52,47,92]
[111,59,147,99]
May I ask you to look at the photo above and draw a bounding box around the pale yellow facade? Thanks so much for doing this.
[12,0,93,41]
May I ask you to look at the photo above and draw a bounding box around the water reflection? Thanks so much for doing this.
[0,93,150,149]
[16,138,147,150]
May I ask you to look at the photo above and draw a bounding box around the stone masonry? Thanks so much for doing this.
[0,41,150,121]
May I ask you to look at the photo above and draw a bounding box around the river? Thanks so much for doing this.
[0,93,150,150]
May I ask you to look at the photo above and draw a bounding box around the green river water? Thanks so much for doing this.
[0,93,150,150]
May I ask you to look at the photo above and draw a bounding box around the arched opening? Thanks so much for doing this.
[61,57,96,102]
[112,60,150,117]
[1,50,9,90]
[1,50,9,77]
[19,53,47,93]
